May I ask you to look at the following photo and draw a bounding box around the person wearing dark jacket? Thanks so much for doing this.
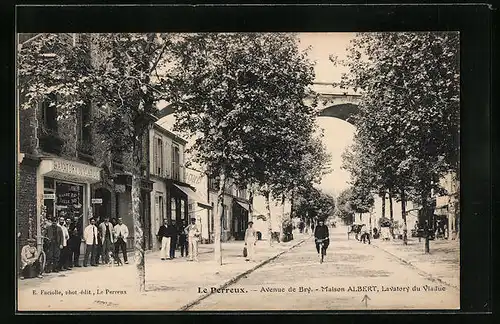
[166,221,178,259]
[44,218,64,273]
[178,221,188,257]
[314,219,330,256]
[157,219,170,260]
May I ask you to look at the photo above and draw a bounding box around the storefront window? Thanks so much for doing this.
[55,181,84,234]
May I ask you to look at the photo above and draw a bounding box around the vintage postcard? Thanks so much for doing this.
[16,31,460,311]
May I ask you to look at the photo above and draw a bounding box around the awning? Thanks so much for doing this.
[234,200,249,211]
[173,184,212,210]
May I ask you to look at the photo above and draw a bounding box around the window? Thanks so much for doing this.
[158,195,164,221]
[41,94,58,133]
[153,136,163,176]
[180,200,186,220]
[209,176,219,191]
[170,197,177,221]
[79,101,92,144]
[171,144,180,180]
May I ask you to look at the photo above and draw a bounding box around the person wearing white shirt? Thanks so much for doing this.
[113,217,129,264]
[244,221,257,262]
[83,218,99,267]
[57,216,71,271]
[184,218,200,261]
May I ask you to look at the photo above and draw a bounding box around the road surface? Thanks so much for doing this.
[190,226,459,310]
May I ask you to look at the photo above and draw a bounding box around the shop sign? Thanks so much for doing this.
[53,159,100,182]
[43,193,55,200]
[92,198,103,204]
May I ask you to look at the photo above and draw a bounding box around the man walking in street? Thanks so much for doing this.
[166,220,178,259]
[57,215,71,271]
[244,221,257,262]
[185,218,200,262]
[44,217,63,273]
[68,215,82,267]
[113,217,129,264]
[83,218,98,267]
[157,219,170,261]
[99,217,115,264]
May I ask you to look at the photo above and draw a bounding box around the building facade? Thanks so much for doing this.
[149,123,212,250]
[17,33,153,261]
[207,177,251,242]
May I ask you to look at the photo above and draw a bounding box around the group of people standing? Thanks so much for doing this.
[19,211,130,280]
[42,210,84,274]
[157,218,200,262]
[82,216,129,267]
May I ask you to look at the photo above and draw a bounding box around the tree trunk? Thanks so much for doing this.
[264,190,273,246]
[248,189,254,221]
[214,171,226,265]
[381,190,386,219]
[279,194,285,242]
[132,144,145,292]
[389,189,394,237]
[422,193,430,254]
[401,187,407,245]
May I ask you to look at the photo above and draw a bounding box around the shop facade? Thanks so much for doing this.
[37,157,102,256]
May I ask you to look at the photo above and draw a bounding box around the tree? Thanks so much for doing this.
[19,33,173,291]
[333,32,459,253]
[165,33,318,260]
[334,188,355,225]
[295,185,336,222]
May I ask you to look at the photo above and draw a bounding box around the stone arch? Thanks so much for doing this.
[318,103,359,125]
[156,102,359,125]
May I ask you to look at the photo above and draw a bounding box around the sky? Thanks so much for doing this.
[158,32,358,197]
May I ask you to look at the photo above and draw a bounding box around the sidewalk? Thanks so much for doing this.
[17,234,310,311]
[371,236,460,290]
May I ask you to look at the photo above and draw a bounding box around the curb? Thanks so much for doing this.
[179,236,311,311]
[371,242,459,291]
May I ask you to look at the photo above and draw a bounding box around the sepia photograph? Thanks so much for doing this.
[16,31,460,311]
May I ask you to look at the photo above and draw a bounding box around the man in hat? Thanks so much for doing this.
[44,217,63,273]
[99,217,115,264]
[20,238,43,279]
[57,214,71,271]
[166,220,178,259]
[184,218,200,262]
[68,214,83,267]
[314,219,330,257]
[113,217,129,264]
[244,221,257,262]
[83,218,99,267]
[177,220,188,258]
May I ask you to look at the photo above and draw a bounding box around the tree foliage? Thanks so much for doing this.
[333,32,459,251]
[165,33,327,253]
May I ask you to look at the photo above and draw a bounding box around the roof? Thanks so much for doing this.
[152,122,188,145]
